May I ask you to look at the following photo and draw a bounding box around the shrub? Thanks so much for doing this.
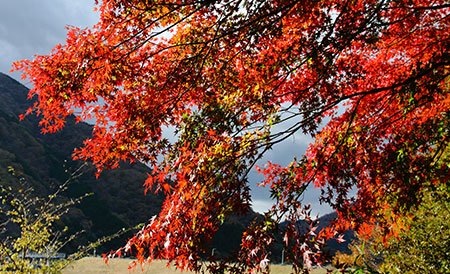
[378,182,450,274]
[333,234,380,274]
[0,166,88,273]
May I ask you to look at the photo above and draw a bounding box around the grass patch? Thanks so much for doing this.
[62,257,333,274]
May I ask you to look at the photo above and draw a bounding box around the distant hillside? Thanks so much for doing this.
[0,72,165,252]
[309,212,355,256]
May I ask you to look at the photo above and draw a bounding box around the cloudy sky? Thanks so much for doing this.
[0,0,331,216]
[0,0,99,81]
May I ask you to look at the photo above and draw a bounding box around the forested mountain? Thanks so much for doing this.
[0,72,165,252]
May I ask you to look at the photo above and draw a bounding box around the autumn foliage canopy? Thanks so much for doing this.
[13,0,449,272]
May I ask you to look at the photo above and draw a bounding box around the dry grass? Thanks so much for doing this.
[62,257,333,274]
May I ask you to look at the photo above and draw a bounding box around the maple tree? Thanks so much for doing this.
[13,0,449,273]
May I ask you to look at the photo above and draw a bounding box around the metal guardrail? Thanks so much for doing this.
[24,252,66,260]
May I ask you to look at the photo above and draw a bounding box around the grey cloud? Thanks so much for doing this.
[0,0,98,77]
